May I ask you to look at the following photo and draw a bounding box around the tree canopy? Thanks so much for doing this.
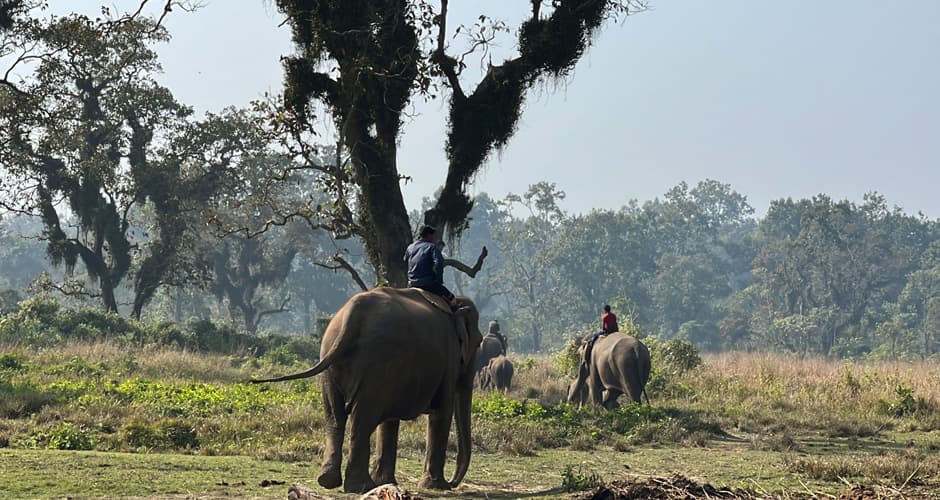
[272,0,648,285]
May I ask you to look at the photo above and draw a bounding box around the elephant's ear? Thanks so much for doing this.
[454,307,474,367]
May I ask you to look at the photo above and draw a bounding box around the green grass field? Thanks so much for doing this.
[2,342,940,498]
[2,437,937,498]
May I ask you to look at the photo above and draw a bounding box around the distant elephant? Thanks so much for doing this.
[480,355,513,392]
[567,332,651,410]
[473,321,507,379]
[251,287,482,493]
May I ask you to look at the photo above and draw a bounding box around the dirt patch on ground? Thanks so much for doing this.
[571,475,933,500]
[571,474,778,499]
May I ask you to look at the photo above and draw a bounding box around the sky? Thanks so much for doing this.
[49,1,940,218]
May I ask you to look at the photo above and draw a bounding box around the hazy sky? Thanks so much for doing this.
[54,1,940,217]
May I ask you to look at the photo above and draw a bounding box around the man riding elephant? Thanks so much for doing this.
[487,319,508,354]
[404,225,456,308]
[474,319,508,380]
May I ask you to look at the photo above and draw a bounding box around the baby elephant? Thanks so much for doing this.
[480,355,514,391]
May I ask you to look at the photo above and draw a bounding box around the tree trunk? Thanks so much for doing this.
[240,301,259,335]
[302,298,312,334]
[174,288,183,323]
[100,275,118,313]
[344,125,411,287]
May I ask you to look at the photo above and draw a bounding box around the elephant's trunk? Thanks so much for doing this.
[566,380,578,403]
[449,376,473,487]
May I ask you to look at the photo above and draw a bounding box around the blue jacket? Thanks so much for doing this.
[404,239,443,287]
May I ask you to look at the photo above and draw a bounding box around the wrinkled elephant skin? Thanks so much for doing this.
[251,288,482,493]
[567,333,651,410]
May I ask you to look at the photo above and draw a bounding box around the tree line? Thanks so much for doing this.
[447,183,940,360]
[3,176,939,360]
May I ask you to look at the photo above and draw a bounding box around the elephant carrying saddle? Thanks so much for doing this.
[411,288,455,316]
[409,288,471,365]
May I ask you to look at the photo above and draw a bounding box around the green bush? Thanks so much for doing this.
[649,337,702,374]
[58,308,136,343]
[122,419,198,450]
[0,381,56,418]
[473,392,541,420]
[0,353,24,370]
[0,296,62,345]
[554,337,581,378]
[260,338,320,367]
[47,422,97,450]
[560,464,603,492]
[56,357,105,377]
[0,298,313,357]
[876,384,934,418]
[22,422,97,450]
[598,403,669,435]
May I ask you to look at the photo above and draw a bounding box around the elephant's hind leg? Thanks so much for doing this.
[343,404,379,493]
[317,374,345,490]
[370,419,400,486]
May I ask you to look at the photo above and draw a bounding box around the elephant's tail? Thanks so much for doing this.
[249,293,368,385]
[248,353,337,384]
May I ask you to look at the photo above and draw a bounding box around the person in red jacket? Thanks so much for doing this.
[601,304,618,334]
[590,304,618,344]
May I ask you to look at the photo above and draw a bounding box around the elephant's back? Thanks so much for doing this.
[324,288,450,343]
[321,288,456,356]
[601,332,639,348]
[597,333,648,367]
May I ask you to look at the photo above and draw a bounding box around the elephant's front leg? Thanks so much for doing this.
[419,408,453,490]
[370,419,400,486]
[602,389,621,410]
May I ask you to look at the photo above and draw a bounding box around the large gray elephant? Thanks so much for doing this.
[480,355,513,392]
[567,332,651,410]
[251,287,483,493]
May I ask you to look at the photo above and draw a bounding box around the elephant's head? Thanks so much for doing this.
[566,339,590,406]
[450,296,483,487]
[453,298,483,370]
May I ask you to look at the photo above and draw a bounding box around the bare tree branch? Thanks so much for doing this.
[112,0,203,33]
[443,245,488,278]
[27,273,101,300]
[430,0,465,101]
[256,294,291,327]
[316,254,368,292]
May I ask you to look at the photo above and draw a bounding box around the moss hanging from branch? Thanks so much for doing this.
[430,0,638,238]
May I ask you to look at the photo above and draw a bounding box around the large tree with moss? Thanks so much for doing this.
[273,0,646,286]
[0,8,217,316]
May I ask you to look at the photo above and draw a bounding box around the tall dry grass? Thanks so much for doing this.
[498,355,569,406]
[1,341,249,383]
[705,352,940,402]
[681,352,940,435]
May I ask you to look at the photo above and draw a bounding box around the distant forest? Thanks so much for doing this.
[3,179,938,360]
